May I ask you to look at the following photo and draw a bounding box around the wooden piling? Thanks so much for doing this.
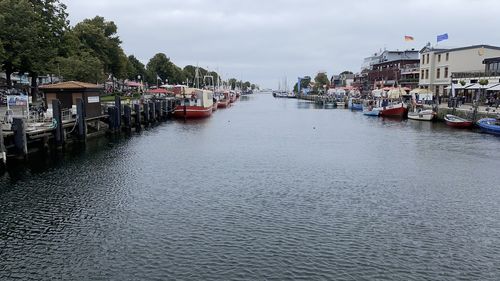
[0,125,6,165]
[155,101,161,120]
[143,103,150,124]
[76,98,87,141]
[12,118,28,159]
[123,105,132,129]
[115,95,122,128]
[150,102,156,122]
[161,100,167,120]
[52,99,64,146]
[134,103,141,130]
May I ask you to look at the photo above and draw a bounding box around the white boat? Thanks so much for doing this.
[407,109,435,121]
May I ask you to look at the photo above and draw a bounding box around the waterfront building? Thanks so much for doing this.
[418,44,500,99]
[39,81,103,118]
[330,73,355,88]
[367,49,420,89]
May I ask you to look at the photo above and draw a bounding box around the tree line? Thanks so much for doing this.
[0,0,257,100]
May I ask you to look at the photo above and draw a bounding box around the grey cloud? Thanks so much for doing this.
[65,0,500,88]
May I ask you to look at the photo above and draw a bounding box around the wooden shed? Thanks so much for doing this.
[39,81,103,118]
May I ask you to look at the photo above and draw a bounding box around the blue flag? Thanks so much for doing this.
[437,33,448,42]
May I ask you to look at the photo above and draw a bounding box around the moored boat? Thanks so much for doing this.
[477,118,500,135]
[378,102,408,118]
[363,107,380,116]
[407,109,435,121]
[217,92,231,108]
[349,98,363,110]
[173,88,214,118]
[444,114,473,128]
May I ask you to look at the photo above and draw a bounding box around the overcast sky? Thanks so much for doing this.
[65,0,500,88]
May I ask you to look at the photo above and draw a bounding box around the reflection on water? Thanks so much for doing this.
[1,94,500,280]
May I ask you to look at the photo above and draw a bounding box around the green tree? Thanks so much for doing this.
[228,78,237,90]
[126,55,146,81]
[58,50,104,83]
[0,0,40,87]
[73,16,127,79]
[146,53,183,85]
[314,72,329,92]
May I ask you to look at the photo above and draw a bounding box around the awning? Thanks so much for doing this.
[386,88,406,99]
[466,83,499,90]
[409,88,432,95]
[487,84,500,91]
[445,83,473,90]
[146,88,172,94]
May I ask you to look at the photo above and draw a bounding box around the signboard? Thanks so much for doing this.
[88,96,100,103]
[7,95,29,106]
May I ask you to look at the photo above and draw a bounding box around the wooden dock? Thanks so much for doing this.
[0,96,177,167]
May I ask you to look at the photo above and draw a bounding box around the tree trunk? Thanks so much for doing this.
[5,63,13,88]
[30,72,38,103]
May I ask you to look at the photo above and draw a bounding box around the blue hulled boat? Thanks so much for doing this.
[477,118,500,136]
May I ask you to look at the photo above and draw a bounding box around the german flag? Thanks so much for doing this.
[404,35,414,42]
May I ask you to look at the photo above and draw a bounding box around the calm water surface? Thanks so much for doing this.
[1,94,500,280]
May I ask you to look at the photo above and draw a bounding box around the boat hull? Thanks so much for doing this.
[444,114,473,128]
[407,110,435,121]
[350,103,363,110]
[378,103,408,117]
[477,118,500,135]
[218,100,230,108]
[173,106,213,118]
[363,109,380,116]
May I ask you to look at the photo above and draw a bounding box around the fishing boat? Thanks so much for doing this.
[443,114,473,128]
[173,88,214,118]
[217,91,230,108]
[229,91,237,103]
[407,109,435,121]
[378,102,408,117]
[477,118,500,135]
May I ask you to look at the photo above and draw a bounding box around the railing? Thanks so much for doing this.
[452,71,500,79]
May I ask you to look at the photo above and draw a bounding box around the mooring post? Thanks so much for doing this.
[76,98,87,141]
[161,100,167,120]
[52,99,64,147]
[155,101,161,121]
[0,125,6,165]
[12,118,28,159]
[143,102,150,124]
[134,103,141,129]
[114,95,122,129]
[149,102,155,122]
[123,105,132,129]
[107,106,117,133]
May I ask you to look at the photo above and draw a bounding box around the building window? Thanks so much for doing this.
[437,68,440,79]
[427,54,430,64]
[446,53,449,61]
[421,56,425,64]
[444,67,448,78]
[421,70,425,78]
[425,69,429,79]
[438,54,441,62]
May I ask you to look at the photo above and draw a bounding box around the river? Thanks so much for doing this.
[1,93,500,280]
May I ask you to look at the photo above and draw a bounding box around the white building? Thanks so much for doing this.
[418,44,500,96]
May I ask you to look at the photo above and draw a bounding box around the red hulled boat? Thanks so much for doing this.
[444,114,473,128]
[378,103,408,118]
[173,88,214,118]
